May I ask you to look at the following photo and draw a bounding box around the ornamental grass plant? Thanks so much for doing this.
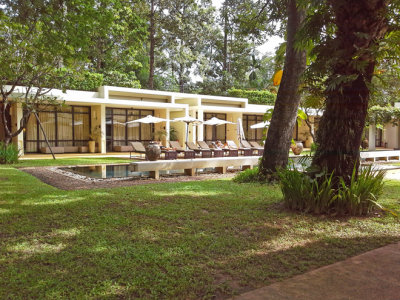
[0,142,19,164]
[278,165,387,216]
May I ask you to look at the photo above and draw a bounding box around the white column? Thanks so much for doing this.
[165,109,170,143]
[369,124,376,151]
[197,110,204,141]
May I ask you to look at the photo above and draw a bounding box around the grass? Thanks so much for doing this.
[0,163,399,299]
[14,157,131,168]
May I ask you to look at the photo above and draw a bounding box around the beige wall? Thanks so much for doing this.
[154,109,168,146]
[295,117,316,148]
[169,111,186,147]
[91,104,106,153]
[383,123,399,149]
[226,112,242,146]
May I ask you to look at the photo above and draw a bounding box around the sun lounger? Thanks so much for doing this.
[241,140,263,156]
[197,141,224,157]
[226,140,250,156]
[186,141,212,158]
[130,141,177,160]
[130,142,146,159]
[249,141,265,156]
[208,140,238,157]
[169,141,196,159]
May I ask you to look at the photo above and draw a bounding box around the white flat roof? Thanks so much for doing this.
[104,86,248,102]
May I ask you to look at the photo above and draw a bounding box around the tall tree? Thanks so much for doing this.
[311,0,390,179]
[146,0,164,89]
[259,0,307,174]
[0,1,92,145]
[85,0,147,88]
[160,0,215,92]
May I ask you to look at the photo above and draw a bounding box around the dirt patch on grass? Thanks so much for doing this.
[21,166,236,190]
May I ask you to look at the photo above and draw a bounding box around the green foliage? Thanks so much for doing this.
[169,127,178,141]
[233,167,265,183]
[278,167,335,214]
[310,142,318,154]
[1,164,399,298]
[0,142,19,164]
[278,166,386,216]
[367,105,400,126]
[336,167,386,216]
[65,71,104,91]
[227,88,276,105]
[102,71,141,88]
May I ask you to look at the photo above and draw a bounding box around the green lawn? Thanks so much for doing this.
[0,163,399,299]
[16,157,131,168]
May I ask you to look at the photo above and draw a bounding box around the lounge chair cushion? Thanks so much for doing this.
[130,142,146,153]
[114,145,133,152]
[40,147,64,154]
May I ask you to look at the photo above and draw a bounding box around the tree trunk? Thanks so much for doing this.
[260,0,306,174]
[312,0,388,179]
[179,63,184,93]
[222,2,228,90]
[1,102,12,146]
[148,0,156,89]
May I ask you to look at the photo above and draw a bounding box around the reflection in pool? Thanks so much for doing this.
[62,164,212,179]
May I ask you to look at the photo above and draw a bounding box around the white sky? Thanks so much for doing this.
[211,0,284,55]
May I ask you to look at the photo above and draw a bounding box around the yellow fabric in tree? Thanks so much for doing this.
[273,70,283,86]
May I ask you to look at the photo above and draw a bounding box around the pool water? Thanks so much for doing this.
[63,164,213,179]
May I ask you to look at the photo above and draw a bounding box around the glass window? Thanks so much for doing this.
[127,110,140,141]
[105,108,155,150]
[24,105,91,152]
[74,112,90,141]
[204,113,226,141]
[58,113,73,141]
[113,115,126,141]
[243,114,264,142]
[38,112,56,141]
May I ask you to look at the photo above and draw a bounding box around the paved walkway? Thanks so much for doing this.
[233,242,400,300]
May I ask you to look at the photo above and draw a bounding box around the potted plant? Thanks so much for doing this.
[88,126,102,153]
[290,140,304,155]
[153,129,167,143]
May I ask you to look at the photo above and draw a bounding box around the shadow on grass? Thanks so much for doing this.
[1,166,399,299]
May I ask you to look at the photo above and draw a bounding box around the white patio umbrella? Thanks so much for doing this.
[237,118,246,143]
[125,115,167,124]
[250,121,270,129]
[172,115,202,146]
[203,117,235,126]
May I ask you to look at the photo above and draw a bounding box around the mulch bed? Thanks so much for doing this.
[21,166,236,190]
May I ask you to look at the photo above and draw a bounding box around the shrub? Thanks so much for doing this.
[0,142,19,164]
[227,89,276,105]
[336,166,386,215]
[278,166,386,216]
[233,167,265,183]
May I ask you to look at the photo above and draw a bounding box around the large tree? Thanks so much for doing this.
[0,2,89,145]
[311,0,390,179]
[259,0,307,174]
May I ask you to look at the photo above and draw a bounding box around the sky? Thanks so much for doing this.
[211,0,284,55]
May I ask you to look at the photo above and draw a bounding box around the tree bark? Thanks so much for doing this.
[148,0,156,89]
[260,0,306,174]
[179,63,184,93]
[312,0,388,179]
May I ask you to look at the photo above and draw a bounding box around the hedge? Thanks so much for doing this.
[227,88,276,105]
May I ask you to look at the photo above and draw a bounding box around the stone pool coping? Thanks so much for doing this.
[21,166,236,190]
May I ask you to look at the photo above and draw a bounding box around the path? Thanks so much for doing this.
[233,242,400,300]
